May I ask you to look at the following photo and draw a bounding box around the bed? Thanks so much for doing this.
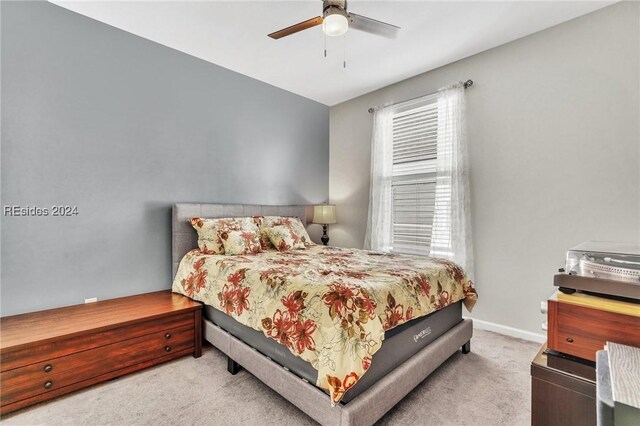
[172,203,475,425]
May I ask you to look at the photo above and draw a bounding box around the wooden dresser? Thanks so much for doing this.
[0,291,202,414]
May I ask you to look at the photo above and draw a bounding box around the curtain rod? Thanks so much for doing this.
[367,79,473,114]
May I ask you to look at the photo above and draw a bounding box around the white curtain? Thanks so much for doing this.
[431,84,474,278]
[363,105,394,252]
[364,83,473,278]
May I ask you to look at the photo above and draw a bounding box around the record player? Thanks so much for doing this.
[554,241,640,301]
[547,242,640,362]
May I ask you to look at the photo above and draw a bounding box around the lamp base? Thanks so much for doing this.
[321,224,329,246]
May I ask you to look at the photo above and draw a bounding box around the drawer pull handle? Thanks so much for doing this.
[44,364,53,373]
[566,337,574,343]
[164,333,171,339]
[165,346,171,352]
[44,381,53,389]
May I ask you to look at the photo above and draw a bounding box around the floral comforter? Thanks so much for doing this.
[172,245,477,405]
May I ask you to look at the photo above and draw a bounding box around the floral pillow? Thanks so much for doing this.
[221,229,262,255]
[255,216,313,250]
[190,217,256,254]
[263,225,306,252]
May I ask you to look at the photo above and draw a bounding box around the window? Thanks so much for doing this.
[391,96,438,255]
[364,84,472,275]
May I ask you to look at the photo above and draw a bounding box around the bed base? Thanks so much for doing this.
[204,318,473,426]
[226,341,472,375]
[227,357,241,375]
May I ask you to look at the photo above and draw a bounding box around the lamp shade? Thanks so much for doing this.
[323,13,348,37]
[312,205,336,225]
[323,6,348,37]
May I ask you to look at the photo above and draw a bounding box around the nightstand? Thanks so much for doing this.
[531,342,596,426]
[1,291,202,414]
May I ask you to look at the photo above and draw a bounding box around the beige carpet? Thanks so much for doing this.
[1,329,540,426]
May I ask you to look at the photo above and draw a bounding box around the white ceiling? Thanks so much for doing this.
[51,1,613,106]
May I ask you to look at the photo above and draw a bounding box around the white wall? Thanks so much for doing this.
[329,1,640,335]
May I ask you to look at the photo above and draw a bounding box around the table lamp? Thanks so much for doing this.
[312,205,336,246]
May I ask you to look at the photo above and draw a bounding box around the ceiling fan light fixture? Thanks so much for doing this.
[267,0,399,41]
[323,7,348,37]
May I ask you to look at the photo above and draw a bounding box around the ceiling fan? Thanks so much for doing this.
[268,0,400,40]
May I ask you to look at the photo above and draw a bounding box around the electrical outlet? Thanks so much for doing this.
[540,301,548,314]
[84,297,98,304]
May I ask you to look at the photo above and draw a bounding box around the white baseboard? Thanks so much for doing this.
[464,317,546,343]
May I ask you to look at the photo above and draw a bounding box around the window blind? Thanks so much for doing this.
[391,99,438,255]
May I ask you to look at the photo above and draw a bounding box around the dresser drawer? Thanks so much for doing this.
[548,300,640,361]
[1,325,193,406]
[1,312,194,372]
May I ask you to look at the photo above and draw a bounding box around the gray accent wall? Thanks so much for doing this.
[329,2,640,337]
[1,1,329,316]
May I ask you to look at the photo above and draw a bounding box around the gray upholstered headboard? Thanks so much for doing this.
[172,203,310,277]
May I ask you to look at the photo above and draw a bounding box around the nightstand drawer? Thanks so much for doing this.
[1,312,194,372]
[1,325,193,406]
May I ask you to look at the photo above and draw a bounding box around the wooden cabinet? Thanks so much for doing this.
[0,291,202,414]
[531,343,596,426]
[547,292,640,362]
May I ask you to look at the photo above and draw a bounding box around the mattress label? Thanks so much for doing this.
[413,326,432,343]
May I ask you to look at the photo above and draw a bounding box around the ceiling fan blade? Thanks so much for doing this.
[268,16,324,39]
[348,13,400,38]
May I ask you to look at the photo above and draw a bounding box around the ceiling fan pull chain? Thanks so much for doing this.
[323,27,327,58]
[343,33,347,69]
